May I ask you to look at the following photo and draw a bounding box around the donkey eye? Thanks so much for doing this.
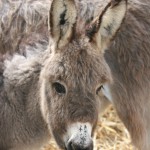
[53,82,66,94]
[96,85,103,95]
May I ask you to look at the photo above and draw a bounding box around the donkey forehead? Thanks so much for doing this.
[44,47,111,86]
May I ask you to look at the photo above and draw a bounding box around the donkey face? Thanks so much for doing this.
[41,43,111,149]
[40,0,127,149]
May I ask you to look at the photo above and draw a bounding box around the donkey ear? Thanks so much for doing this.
[49,0,77,50]
[87,0,127,51]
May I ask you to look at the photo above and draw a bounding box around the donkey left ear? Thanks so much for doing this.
[49,0,77,50]
[87,0,127,51]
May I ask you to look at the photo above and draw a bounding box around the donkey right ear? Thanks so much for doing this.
[86,0,127,52]
[49,0,77,50]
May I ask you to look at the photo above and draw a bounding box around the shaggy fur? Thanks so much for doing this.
[88,0,150,149]
[0,27,111,150]
[0,0,50,55]
[86,0,150,149]
[0,0,150,150]
[105,1,150,149]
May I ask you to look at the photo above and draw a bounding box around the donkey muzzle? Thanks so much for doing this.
[65,122,93,150]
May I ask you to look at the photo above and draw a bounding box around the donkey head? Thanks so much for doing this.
[40,0,127,149]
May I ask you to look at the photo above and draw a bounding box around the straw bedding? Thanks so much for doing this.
[43,105,136,150]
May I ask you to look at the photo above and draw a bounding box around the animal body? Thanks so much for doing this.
[83,0,150,149]
[101,0,150,149]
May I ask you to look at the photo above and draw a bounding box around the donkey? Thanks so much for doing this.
[85,0,150,149]
[0,0,127,150]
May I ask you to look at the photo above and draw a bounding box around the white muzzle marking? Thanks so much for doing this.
[64,122,93,148]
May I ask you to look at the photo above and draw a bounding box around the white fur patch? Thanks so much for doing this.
[64,122,93,148]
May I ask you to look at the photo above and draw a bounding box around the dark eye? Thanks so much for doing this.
[96,85,103,95]
[53,82,66,94]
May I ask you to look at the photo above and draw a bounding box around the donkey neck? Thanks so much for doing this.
[1,52,50,149]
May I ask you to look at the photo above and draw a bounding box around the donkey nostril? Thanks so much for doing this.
[67,141,79,150]
[67,141,74,150]
[67,141,77,150]
[67,141,93,150]
[71,143,76,150]
[86,142,93,150]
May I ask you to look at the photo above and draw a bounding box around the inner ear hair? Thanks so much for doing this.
[85,2,112,41]
[49,0,77,49]
[86,0,127,50]
[99,0,127,37]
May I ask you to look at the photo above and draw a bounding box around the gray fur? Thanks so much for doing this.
[0,0,150,150]
[88,0,150,149]
[105,1,150,149]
